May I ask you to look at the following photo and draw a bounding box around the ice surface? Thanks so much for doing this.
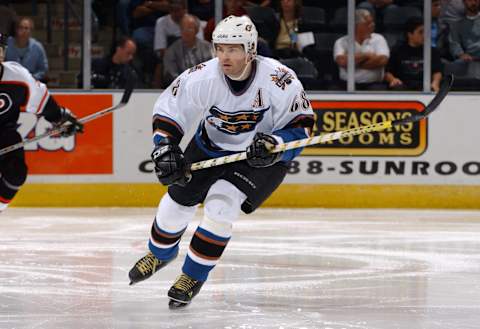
[0,208,479,329]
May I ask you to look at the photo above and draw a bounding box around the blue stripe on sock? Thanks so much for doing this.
[148,240,179,261]
[182,254,213,282]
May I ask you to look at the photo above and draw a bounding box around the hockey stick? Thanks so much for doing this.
[190,74,454,171]
[0,76,135,156]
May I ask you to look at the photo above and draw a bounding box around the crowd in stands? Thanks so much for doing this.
[1,0,480,91]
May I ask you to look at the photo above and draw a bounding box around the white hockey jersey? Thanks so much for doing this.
[152,56,314,160]
[0,61,51,128]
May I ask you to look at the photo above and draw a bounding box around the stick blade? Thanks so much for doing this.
[394,74,454,126]
[423,74,454,117]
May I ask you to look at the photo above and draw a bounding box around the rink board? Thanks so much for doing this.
[14,183,480,209]
[13,91,480,208]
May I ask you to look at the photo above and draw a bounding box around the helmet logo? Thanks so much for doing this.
[245,24,252,31]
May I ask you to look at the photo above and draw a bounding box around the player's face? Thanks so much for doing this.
[215,43,248,76]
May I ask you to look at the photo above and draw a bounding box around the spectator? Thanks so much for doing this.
[432,0,451,59]
[153,0,204,87]
[162,14,212,85]
[333,9,389,90]
[188,0,214,21]
[130,0,169,85]
[432,0,442,47]
[385,17,443,92]
[440,0,465,29]
[273,0,303,59]
[154,0,203,57]
[357,0,398,31]
[448,0,480,62]
[5,17,48,82]
[203,0,247,41]
[0,2,17,38]
[88,36,138,89]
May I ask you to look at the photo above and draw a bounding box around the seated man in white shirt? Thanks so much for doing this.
[153,0,204,87]
[333,9,389,90]
[163,14,212,86]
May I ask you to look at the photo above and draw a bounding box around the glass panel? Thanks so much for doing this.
[441,0,480,91]
[3,0,85,89]
[8,0,474,91]
[300,0,348,91]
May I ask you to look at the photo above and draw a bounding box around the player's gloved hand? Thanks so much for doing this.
[57,107,84,137]
[246,132,284,168]
[151,138,191,187]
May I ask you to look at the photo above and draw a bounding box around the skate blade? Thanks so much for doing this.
[168,298,189,309]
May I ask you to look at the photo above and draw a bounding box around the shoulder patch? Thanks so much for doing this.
[188,63,206,74]
[270,67,295,90]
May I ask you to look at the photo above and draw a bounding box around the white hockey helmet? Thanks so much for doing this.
[212,15,258,60]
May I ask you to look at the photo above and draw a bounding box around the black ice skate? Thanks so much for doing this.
[128,252,175,285]
[167,273,204,309]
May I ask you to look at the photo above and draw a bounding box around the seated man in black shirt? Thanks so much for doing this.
[90,36,138,89]
[385,16,443,92]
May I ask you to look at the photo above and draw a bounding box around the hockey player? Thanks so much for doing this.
[0,33,83,212]
[128,15,314,308]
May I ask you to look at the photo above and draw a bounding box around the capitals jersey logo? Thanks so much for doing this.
[270,67,294,90]
[206,106,269,135]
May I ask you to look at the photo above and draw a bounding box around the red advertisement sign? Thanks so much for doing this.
[24,94,113,174]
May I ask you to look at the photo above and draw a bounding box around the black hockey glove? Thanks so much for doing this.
[151,138,192,187]
[246,133,284,168]
[56,107,84,137]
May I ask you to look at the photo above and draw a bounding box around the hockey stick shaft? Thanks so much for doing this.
[0,76,135,156]
[190,74,453,171]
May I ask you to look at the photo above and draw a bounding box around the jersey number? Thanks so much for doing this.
[290,91,311,112]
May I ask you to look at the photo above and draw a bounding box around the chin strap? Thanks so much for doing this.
[226,58,253,81]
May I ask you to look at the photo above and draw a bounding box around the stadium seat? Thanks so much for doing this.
[329,7,347,33]
[311,32,342,53]
[300,6,326,33]
[246,6,278,46]
[444,61,480,91]
[383,32,403,49]
[303,32,341,83]
[383,6,422,32]
[279,57,323,90]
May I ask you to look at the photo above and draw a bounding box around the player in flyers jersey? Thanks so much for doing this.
[0,33,83,213]
[129,15,314,308]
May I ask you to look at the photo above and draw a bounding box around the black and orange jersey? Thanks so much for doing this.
[0,61,62,129]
